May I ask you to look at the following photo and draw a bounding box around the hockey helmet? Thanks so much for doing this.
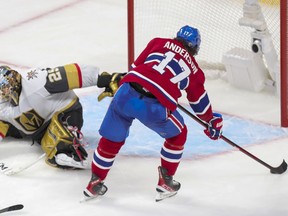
[176,25,201,54]
[0,65,21,106]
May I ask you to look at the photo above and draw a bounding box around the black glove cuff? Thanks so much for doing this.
[97,73,112,88]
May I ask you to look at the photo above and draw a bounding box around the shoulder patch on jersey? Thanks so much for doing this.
[26,69,38,80]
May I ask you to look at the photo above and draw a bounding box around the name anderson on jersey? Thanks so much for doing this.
[163,41,198,74]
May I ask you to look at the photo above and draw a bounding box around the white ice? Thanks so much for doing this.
[0,1,288,216]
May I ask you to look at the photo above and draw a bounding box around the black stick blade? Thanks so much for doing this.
[0,204,23,214]
[8,204,23,211]
[270,160,287,174]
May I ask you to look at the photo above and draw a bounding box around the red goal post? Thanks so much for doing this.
[127,0,288,127]
[281,0,288,127]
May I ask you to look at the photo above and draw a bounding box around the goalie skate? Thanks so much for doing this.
[55,153,88,169]
[155,166,181,202]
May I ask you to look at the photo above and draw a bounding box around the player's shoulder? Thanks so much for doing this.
[147,37,172,48]
[20,68,48,90]
[20,68,47,80]
[150,37,171,43]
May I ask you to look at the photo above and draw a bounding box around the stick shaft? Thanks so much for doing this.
[4,153,46,176]
[177,104,281,171]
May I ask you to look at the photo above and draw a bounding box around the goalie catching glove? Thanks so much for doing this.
[204,113,223,140]
[97,72,126,101]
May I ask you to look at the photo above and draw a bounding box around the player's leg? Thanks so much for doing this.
[134,99,187,200]
[84,86,133,198]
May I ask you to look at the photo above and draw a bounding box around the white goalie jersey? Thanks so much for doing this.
[0,63,99,138]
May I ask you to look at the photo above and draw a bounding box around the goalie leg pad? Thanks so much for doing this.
[41,112,88,169]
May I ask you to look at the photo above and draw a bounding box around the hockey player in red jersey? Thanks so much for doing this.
[83,25,224,201]
[0,64,116,169]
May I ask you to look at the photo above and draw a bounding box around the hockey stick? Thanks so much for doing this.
[0,204,23,214]
[177,104,287,174]
[2,153,46,176]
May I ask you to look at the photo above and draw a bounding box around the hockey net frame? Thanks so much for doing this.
[280,0,288,127]
[127,0,288,127]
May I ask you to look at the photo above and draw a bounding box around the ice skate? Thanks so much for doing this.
[81,173,108,202]
[155,166,181,202]
[55,153,88,169]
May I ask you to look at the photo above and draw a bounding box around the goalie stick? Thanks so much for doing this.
[1,153,46,176]
[177,104,287,174]
[0,204,24,214]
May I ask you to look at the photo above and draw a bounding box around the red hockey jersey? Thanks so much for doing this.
[121,37,213,123]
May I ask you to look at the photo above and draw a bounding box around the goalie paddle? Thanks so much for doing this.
[177,104,287,174]
[0,204,24,214]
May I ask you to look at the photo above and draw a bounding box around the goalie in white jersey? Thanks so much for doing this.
[0,63,113,169]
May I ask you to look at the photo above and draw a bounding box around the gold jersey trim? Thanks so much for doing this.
[64,64,82,90]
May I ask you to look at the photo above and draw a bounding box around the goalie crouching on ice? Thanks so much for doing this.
[0,64,122,169]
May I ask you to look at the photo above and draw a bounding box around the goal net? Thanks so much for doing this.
[127,0,287,127]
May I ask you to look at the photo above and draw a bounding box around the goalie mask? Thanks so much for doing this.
[0,66,21,106]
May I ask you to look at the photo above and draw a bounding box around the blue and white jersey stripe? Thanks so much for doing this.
[189,92,211,115]
[145,53,163,64]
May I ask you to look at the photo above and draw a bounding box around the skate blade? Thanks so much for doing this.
[80,194,99,203]
[155,191,177,202]
[80,185,108,203]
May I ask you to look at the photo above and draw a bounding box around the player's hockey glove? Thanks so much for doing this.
[204,113,223,140]
[97,72,126,101]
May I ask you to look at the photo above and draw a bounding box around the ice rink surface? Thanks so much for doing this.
[0,1,288,216]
